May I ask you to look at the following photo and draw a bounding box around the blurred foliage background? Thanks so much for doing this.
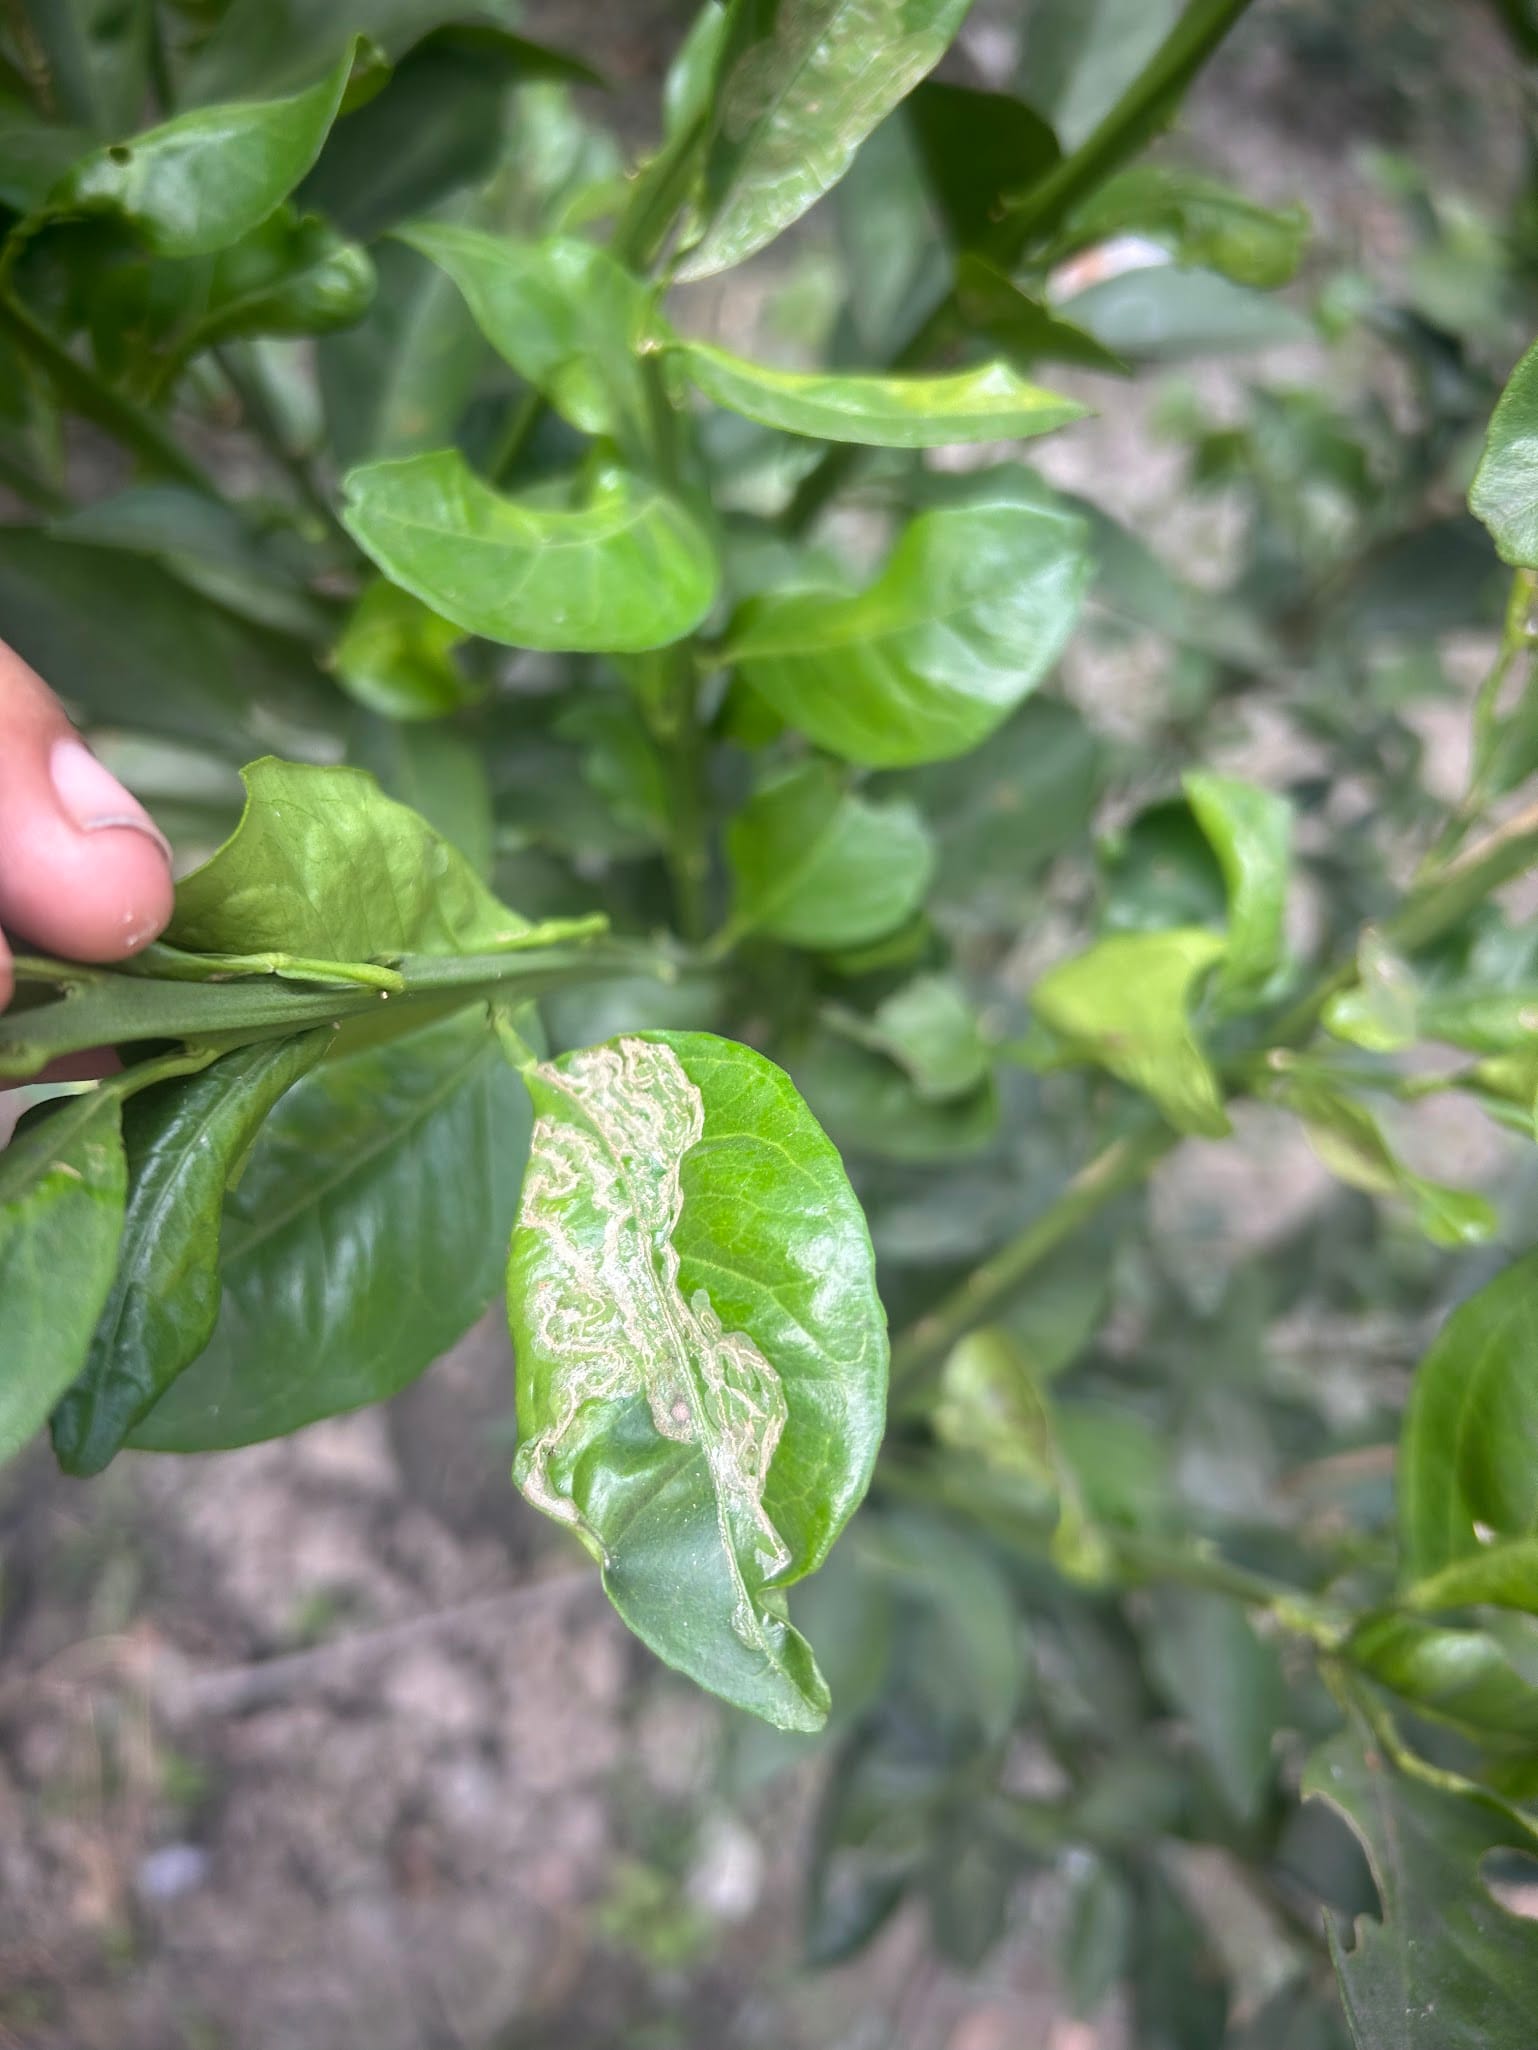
[5,0,1538,2046]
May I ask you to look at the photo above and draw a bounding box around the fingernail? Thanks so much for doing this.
[50,736,172,861]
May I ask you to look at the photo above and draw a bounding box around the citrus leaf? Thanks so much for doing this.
[1031,928,1230,1136]
[129,1008,530,1450]
[1183,768,1292,998]
[168,757,528,961]
[341,451,719,654]
[0,1092,127,1466]
[49,43,354,256]
[1400,1249,1538,1580]
[51,1033,331,1476]
[1471,336,1538,567]
[675,341,1087,446]
[1060,166,1308,288]
[331,579,476,722]
[507,1030,888,1730]
[725,499,1090,767]
[725,760,933,948]
[679,0,974,281]
[396,222,652,439]
[1305,1726,1538,2050]
[1284,1081,1496,1253]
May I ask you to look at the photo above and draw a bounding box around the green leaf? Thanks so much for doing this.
[1284,1082,1496,1253]
[15,0,151,137]
[507,1030,888,1730]
[182,1,586,102]
[954,255,1130,374]
[1404,1537,1538,1617]
[50,484,333,643]
[51,1034,330,1476]
[1183,769,1292,998]
[1061,1855,1133,2021]
[341,452,719,654]
[331,578,476,721]
[0,526,341,757]
[1019,0,1181,148]
[183,205,376,353]
[0,1092,126,1465]
[318,237,487,466]
[793,1030,999,1161]
[1061,264,1313,361]
[1143,1589,1285,1821]
[396,222,652,439]
[0,96,93,211]
[1006,0,1256,246]
[1305,1726,1538,2049]
[168,756,526,962]
[857,974,989,1102]
[678,0,974,281]
[932,1327,1057,1485]
[1031,928,1230,1136]
[890,693,1105,926]
[1349,1612,1538,1743]
[1471,337,1538,568]
[675,341,1087,447]
[49,45,354,257]
[299,27,597,241]
[1060,166,1308,288]
[130,1008,530,1450]
[1400,1250,1538,1580]
[348,716,494,875]
[832,106,945,355]
[724,760,933,949]
[726,499,1090,767]
[906,79,1059,253]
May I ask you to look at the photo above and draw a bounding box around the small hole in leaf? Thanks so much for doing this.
[108,145,132,164]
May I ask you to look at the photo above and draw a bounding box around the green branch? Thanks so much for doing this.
[889,1124,1176,1399]
[0,936,667,1082]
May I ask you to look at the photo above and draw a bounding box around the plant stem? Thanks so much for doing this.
[889,1124,1176,1399]
[0,937,666,1082]
[1420,565,1536,869]
[0,294,220,494]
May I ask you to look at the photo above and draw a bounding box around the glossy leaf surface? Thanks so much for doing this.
[1306,1728,1538,2049]
[0,1093,126,1465]
[1183,768,1292,996]
[906,79,1059,253]
[131,1009,530,1450]
[52,1034,330,1476]
[51,47,353,256]
[679,0,974,280]
[1031,928,1229,1135]
[725,761,933,949]
[1400,1249,1538,1580]
[726,499,1090,767]
[190,205,375,349]
[169,757,527,961]
[331,579,475,722]
[342,452,719,654]
[397,222,651,438]
[676,341,1087,446]
[508,1031,888,1730]
[1471,337,1538,567]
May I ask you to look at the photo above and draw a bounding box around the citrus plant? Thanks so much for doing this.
[5,0,1538,2038]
